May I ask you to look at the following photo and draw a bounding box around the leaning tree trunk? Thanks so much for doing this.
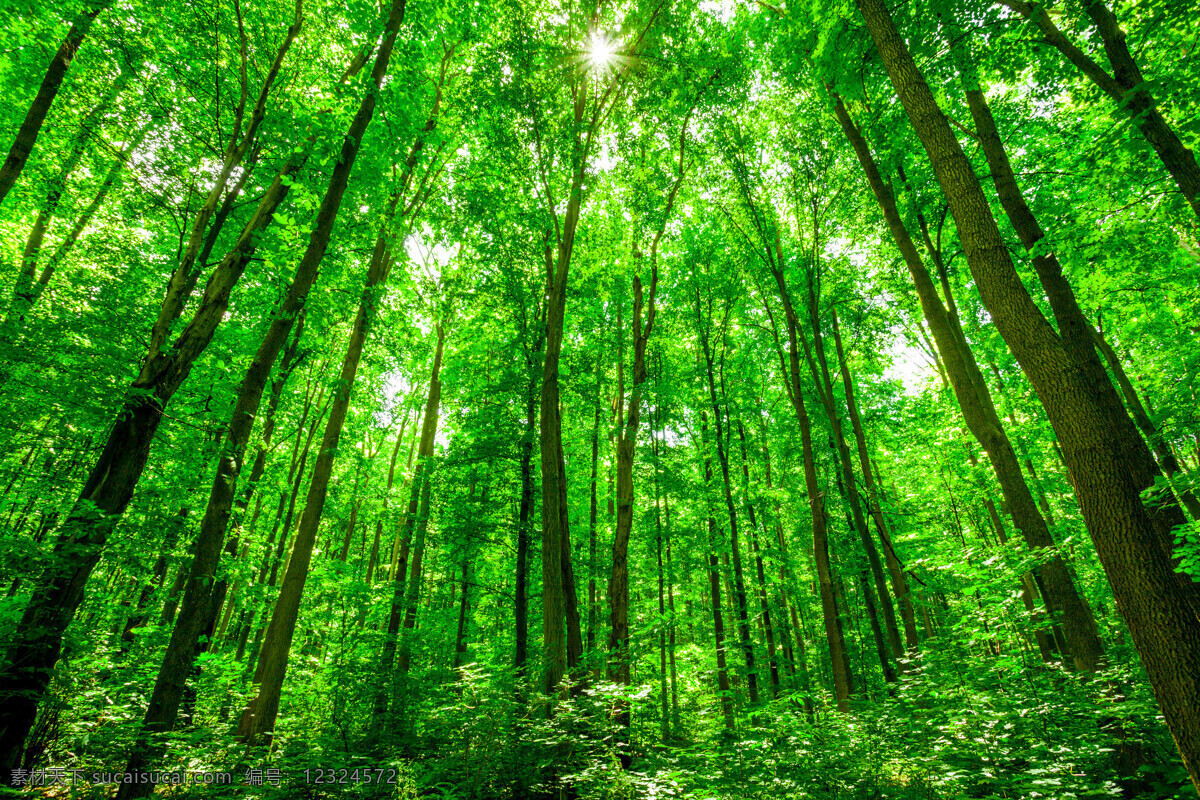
[996,0,1200,220]
[802,270,902,677]
[118,304,313,795]
[238,231,408,743]
[944,19,1198,563]
[235,3,421,742]
[0,0,113,206]
[829,91,1105,675]
[5,79,123,332]
[1088,327,1200,519]
[854,0,1200,786]
[27,122,152,315]
[0,144,305,770]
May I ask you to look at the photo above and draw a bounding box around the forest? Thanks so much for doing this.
[0,0,1198,795]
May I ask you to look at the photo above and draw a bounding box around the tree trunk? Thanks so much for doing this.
[701,412,736,730]
[610,266,659,701]
[119,295,314,793]
[854,0,1200,785]
[453,558,470,671]
[765,257,854,711]
[735,420,781,696]
[1088,327,1200,519]
[803,274,902,676]
[378,325,445,716]
[653,403,669,740]
[830,310,919,654]
[945,21,1198,558]
[394,472,434,692]
[830,91,1105,675]
[0,138,307,768]
[32,123,151,308]
[515,385,535,684]
[366,420,409,587]
[0,0,113,206]
[234,9,421,734]
[6,80,122,332]
[696,292,759,705]
[586,375,600,671]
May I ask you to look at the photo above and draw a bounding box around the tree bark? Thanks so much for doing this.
[802,271,901,677]
[944,20,1197,562]
[5,80,122,332]
[366,418,409,587]
[453,558,470,670]
[116,307,311,794]
[829,91,1104,675]
[0,138,307,768]
[854,0,1200,785]
[142,0,305,367]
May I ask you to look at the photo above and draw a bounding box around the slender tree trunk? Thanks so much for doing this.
[540,240,571,702]
[34,122,151,302]
[830,91,1105,674]
[607,113,688,724]
[610,266,659,703]
[735,420,780,696]
[652,404,669,740]
[766,265,854,711]
[119,302,313,793]
[827,433,894,687]
[558,431,585,678]
[586,375,601,670]
[696,297,759,705]
[515,387,535,684]
[118,508,186,650]
[701,412,735,730]
[803,277,901,678]
[366,420,409,587]
[453,558,470,670]
[234,13,423,734]
[764,442,809,706]
[393,470,435,702]
[378,326,445,716]
[0,0,113,207]
[5,80,122,331]
[215,331,307,632]
[830,311,919,654]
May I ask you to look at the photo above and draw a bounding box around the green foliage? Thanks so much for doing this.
[2,0,1199,794]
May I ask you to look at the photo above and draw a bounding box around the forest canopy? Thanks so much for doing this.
[0,0,1199,796]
